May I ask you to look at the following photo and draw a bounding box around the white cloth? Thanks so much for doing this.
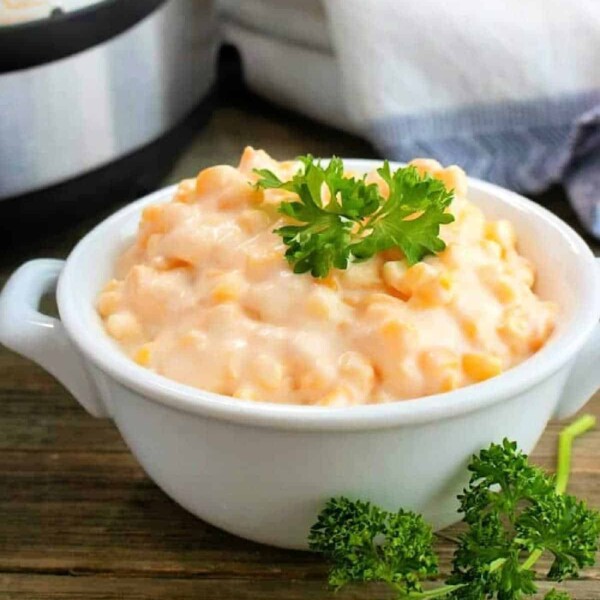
[220,0,600,234]
[325,0,600,126]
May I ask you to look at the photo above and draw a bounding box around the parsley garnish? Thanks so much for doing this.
[544,591,571,600]
[309,415,600,600]
[254,156,455,278]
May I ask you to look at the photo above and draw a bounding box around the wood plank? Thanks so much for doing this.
[1,367,598,584]
[1,404,599,581]
[0,385,123,453]
[1,573,599,600]
[0,450,324,578]
[1,100,599,599]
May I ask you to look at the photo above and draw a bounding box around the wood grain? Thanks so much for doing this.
[1,98,599,599]
[4,574,600,600]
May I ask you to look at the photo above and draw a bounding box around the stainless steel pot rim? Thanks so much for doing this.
[0,0,167,73]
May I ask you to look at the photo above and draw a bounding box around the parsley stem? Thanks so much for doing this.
[408,416,598,596]
[555,414,596,495]
[406,583,464,599]
[517,414,597,574]
[520,549,542,571]
[488,557,508,572]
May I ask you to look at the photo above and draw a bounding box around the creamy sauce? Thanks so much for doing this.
[98,148,557,406]
[0,0,53,25]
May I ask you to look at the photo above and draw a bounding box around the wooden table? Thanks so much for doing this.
[1,97,599,599]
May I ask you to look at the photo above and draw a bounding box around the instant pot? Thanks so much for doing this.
[0,0,217,223]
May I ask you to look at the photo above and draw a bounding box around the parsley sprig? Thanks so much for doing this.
[253,156,455,278]
[309,415,600,600]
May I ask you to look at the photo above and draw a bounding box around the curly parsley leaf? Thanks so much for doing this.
[351,161,454,265]
[450,439,600,599]
[309,416,600,600]
[254,156,455,277]
[517,493,600,581]
[544,590,571,600]
[308,497,438,595]
[459,439,555,524]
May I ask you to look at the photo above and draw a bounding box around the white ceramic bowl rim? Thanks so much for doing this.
[57,163,600,431]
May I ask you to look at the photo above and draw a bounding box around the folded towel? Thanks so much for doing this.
[221,0,600,235]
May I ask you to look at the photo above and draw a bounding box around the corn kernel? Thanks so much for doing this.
[507,256,535,288]
[485,220,516,251]
[278,160,299,176]
[339,351,375,393]
[196,165,262,207]
[134,345,152,366]
[379,319,415,339]
[174,178,196,203]
[463,319,479,341]
[420,348,459,371]
[409,158,442,176]
[439,272,453,291]
[308,287,349,323]
[233,385,259,401]
[520,265,535,288]
[498,307,529,348]
[414,275,454,306]
[494,277,518,304]
[142,205,163,223]
[205,268,225,278]
[298,370,330,392]
[398,262,437,298]
[363,293,400,308]
[106,313,142,341]
[480,239,503,259]
[380,248,404,262]
[253,354,284,390]
[463,353,502,382]
[225,352,243,382]
[245,249,284,279]
[97,291,120,317]
[138,212,165,249]
[419,348,461,395]
[441,371,460,392]
[195,165,233,195]
[306,293,330,319]
[529,302,557,352]
[152,256,193,271]
[237,209,271,234]
[103,279,120,292]
[382,260,408,292]
[318,385,353,407]
[529,338,544,352]
[211,272,245,303]
[435,165,468,198]
[237,146,278,176]
[179,330,208,350]
[145,233,162,257]
[340,260,382,289]
[315,274,339,291]
[212,284,238,303]
[306,288,343,320]
[439,243,469,269]
[365,170,389,197]
[261,187,299,207]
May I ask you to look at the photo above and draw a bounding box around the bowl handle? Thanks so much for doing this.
[0,259,109,418]
[554,257,600,420]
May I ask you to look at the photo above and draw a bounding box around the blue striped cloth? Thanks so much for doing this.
[371,92,600,237]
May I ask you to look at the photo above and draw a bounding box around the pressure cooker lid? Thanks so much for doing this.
[0,0,165,73]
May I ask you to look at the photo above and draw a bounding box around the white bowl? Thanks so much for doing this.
[1,160,599,549]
